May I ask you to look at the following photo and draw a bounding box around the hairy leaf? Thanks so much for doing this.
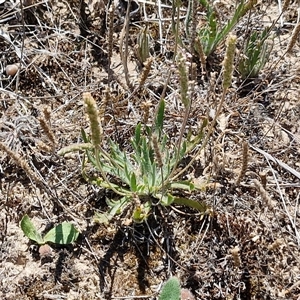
[43,222,79,244]
[20,215,44,245]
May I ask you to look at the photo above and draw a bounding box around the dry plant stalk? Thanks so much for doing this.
[259,171,267,188]
[83,92,102,147]
[282,0,291,11]
[286,22,300,53]
[43,106,51,122]
[139,57,153,87]
[177,51,190,108]
[235,141,248,185]
[223,34,237,90]
[252,179,275,211]
[194,37,207,74]
[152,135,163,168]
[0,142,41,184]
[37,141,53,153]
[99,89,108,123]
[230,246,241,267]
[241,0,257,17]
[119,1,133,90]
[108,2,115,63]
[141,100,151,124]
[169,35,237,182]
[38,116,56,149]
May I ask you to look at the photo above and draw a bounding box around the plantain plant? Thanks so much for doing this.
[58,93,209,224]
[21,215,79,245]
[197,0,257,57]
[238,27,273,79]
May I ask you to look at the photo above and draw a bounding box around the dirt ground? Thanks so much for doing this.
[1,0,300,299]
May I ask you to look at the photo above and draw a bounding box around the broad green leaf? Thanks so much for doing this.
[160,134,168,150]
[43,222,79,244]
[159,277,181,300]
[20,215,44,245]
[200,0,208,7]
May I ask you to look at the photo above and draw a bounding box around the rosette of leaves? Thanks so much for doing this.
[59,97,209,224]
[238,27,273,79]
[197,0,257,57]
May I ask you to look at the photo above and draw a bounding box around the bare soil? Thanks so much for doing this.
[1,0,300,299]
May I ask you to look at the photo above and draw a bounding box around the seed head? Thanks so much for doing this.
[222,34,237,90]
[83,92,102,147]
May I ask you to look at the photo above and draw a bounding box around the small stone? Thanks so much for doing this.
[181,288,195,300]
[39,244,52,258]
[6,64,19,76]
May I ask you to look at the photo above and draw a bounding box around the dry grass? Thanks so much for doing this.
[0,0,300,299]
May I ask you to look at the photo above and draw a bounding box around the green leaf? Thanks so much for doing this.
[141,137,153,174]
[93,212,111,224]
[199,0,249,56]
[106,196,130,216]
[94,197,131,224]
[170,180,195,191]
[134,123,141,147]
[132,201,151,223]
[159,193,175,206]
[20,215,44,245]
[130,172,137,192]
[81,128,89,143]
[43,222,79,244]
[155,99,165,136]
[173,197,209,212]
[159,277,181,300]
[238,27,272,78]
